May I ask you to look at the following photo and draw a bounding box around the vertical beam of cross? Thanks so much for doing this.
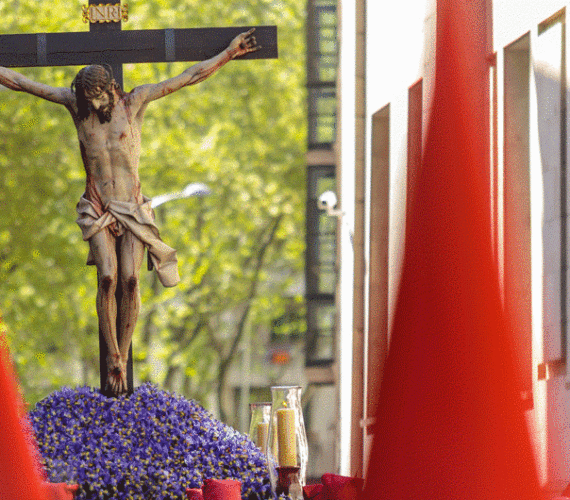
[88,0,131,396]
[89,0,123,88]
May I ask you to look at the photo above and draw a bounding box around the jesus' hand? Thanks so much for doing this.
[228,29,259,59]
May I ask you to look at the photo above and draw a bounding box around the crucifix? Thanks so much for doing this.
[0,0,277,397]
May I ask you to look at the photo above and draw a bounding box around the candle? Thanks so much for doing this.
[277,407,297,467]
[256,422,269,454]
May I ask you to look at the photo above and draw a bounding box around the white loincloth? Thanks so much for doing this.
[76,195,180,287]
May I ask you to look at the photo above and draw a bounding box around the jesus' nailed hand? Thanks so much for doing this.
[0,29,258,396]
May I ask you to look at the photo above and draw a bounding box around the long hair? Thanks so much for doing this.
[71,64,124,121]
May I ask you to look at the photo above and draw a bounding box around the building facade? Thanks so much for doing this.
[337,0,570,495]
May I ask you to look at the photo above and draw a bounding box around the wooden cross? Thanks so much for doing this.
[0,0,277,396]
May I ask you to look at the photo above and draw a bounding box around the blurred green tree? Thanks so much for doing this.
[0,0,306,422]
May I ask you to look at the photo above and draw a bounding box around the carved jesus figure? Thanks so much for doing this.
[0,29,258,395]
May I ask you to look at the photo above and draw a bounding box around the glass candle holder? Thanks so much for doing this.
[248,402,272,455]
[267,386,308,500]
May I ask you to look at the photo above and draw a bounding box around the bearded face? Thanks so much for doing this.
[72,65,117,123]
[86,88,115,124]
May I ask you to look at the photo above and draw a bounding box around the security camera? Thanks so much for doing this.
[318,190,338,211]
[317,189,353,245]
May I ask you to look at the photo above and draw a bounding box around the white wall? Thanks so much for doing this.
[365,0,432,329]
[338,0,355,475]
[494,0,568,49]
[366,0,428,114]
[337,0,430,476]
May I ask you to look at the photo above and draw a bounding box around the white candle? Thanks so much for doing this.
[277,407,297,467]
[256,422,269,454]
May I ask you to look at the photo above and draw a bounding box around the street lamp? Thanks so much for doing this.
[151,182,211,208]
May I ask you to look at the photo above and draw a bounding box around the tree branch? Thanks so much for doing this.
[216,214,283,420]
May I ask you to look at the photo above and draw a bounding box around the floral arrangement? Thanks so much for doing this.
[29,383,272,500]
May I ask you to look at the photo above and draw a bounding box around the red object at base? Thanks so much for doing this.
[43,483,79,500]
[276,466,301,497]
[186,487,204,500]
[303,474,363,500]
[321,474,363,500]
[202,479,242,500]
[303,483,324,500]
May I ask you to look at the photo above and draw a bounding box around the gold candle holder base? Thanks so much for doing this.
[276,466,302,499]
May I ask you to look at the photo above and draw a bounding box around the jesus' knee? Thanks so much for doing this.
[123,275,139,296]
[100,274,117,296]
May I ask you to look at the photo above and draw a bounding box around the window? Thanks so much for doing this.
[306,300,336,364]
[306,164,336,366]
[307,0,337,148]
[503,33,532,403]
[535,12,566,363]
[306,165,337,296]
[366,105,390,430]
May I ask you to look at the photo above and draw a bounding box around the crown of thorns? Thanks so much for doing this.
[71,64,114,97]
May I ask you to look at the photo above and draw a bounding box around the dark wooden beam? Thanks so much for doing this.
[0,26,278,68]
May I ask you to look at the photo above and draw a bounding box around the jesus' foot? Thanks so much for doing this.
[106,353,128,395]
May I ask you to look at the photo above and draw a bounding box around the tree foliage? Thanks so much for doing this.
[0,0,306,423]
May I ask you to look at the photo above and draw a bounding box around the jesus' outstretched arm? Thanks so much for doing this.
[129,29,258,109]
[0,66,74,107]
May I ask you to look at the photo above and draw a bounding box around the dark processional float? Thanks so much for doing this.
[0,3,327,500]
[0,0,276,397]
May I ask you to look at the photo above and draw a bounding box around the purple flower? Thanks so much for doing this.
[30,384,272,500]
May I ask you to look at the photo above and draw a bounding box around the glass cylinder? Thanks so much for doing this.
[248,402,272,455]
[267,386,308,500]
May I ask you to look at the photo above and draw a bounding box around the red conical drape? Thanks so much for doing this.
[363,0,542,498]
[0,330,47,500]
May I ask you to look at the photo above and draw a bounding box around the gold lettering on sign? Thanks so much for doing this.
[82,3,128,23]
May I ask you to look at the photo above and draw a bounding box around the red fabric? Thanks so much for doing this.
[186,487,205,500]
[202,479,242,500]
[362,1,542,500]
[43,483,79,500]
[321,474,363,500]
[303,475,363,500]
[303,483,324,500]
[0,332,48,500]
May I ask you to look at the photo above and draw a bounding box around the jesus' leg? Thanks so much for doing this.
[89,229,126,394]
[117,231,145,373]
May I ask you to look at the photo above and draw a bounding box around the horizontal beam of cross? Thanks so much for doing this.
[0,25,277,68]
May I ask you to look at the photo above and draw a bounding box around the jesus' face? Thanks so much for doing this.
[86,87,115,124]
[72,65,117,123]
